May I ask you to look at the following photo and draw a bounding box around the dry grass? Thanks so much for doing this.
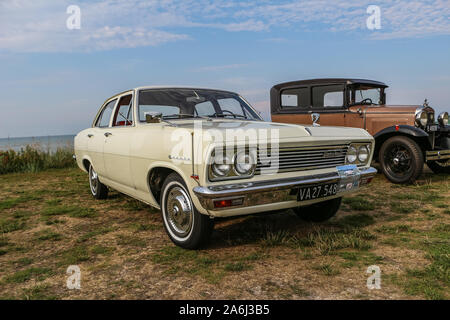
[0,167,448,300]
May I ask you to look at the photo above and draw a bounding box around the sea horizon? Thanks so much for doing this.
[0,134,75,152]
[0,133,76,140]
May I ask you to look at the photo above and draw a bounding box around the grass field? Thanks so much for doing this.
[0,167,448,300]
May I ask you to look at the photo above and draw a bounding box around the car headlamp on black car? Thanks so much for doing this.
[438,112,449,126]
[415,110,429,128]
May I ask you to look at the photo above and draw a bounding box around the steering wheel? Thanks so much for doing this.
[211,110,236,118]
[360,98,373,105]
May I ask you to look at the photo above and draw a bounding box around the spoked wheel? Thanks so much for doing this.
[161,173,214,249]
[379,136,423,184]
[88,164,108,199]
[385,145,412,176]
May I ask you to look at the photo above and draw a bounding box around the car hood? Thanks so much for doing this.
[348,105,421,113]
[165,119,371,141]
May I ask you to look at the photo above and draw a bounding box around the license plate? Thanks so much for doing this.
[297,183,338,201]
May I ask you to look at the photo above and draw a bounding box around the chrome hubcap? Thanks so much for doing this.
[89,166,98,195]
[166,186,193,237]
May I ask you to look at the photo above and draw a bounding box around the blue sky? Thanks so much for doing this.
[1,0,449,137]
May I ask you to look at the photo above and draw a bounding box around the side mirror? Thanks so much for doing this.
[145,112,163,123]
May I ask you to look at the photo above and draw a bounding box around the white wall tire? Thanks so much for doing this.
[88,164,108,200]
[161,173,214,249]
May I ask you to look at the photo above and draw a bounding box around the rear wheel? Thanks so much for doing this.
[161,173,214,249]
[427,159,450,174]
[89,164,108,199]
[379,136,424,184]
[293,197,342,222]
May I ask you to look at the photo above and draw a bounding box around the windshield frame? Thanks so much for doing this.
[137,88,263,122]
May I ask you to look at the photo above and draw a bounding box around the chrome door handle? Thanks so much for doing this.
[104,132,112,137]
[87,134,94,138]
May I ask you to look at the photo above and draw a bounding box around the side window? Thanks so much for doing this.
[113,94,133,127]
[195,101,215,116]
[312,85,344,108]
[96,99,117,128]
[280,87,310,109]
[324,92,344,107]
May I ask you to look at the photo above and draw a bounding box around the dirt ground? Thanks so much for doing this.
[0,167,448,300]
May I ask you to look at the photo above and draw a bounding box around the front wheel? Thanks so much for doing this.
[160,173,214,249]
[293,197,342,222]
[427,159,450,174]
[379,136,424,184]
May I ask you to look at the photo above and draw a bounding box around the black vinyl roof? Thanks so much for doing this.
[272,78,388,90]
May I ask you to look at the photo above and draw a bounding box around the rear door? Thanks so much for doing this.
[271,86,312,124]
[103,93,135,188]
[88,98,117,176]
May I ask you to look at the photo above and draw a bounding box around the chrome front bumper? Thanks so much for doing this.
[193,166,377,211]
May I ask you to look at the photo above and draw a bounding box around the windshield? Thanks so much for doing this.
[138,89,261,121]
[351,85,384,105]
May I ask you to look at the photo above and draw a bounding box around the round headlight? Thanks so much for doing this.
[438,112,449,126]
[346,146,357,163]
[234,151,256,175]
[416,110,428,127]
[211,155,231,177]
[358,146,369,163]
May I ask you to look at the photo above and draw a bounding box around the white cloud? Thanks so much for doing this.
[0,0,449,52]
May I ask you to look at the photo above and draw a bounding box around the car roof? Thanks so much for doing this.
[134,86,237,93]
[272,78,388,90]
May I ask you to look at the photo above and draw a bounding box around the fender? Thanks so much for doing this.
[145,161,209,214]
[373,125,428,139]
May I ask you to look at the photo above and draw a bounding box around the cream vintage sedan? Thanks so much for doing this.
[74,87,377,249]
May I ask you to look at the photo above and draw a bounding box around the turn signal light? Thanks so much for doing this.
[213,198,244,208]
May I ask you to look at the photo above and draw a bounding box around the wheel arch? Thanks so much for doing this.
[80,156,93,173]
[147,163,191,206]
[373,125,430,160]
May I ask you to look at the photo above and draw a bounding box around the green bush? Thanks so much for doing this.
[0,146,75,174]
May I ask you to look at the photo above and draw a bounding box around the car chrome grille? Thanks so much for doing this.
[255,144,349,174]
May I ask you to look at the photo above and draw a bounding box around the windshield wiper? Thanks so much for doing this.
[209,112,247,119]
[163,113,212,121]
